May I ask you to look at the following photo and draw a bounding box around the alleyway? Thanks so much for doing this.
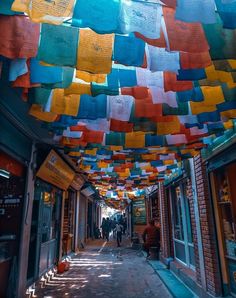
[35,238,171,298]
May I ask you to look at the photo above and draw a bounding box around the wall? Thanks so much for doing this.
[193,154,222,296]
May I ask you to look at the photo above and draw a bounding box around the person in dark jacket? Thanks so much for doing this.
[142,220,160,259]
[101,218,106,239]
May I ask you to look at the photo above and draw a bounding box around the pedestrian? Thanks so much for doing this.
[142,220,160,259]
[101,217,106,239]
[104,217,111,241]
[112,218,117,239]
[122,215,127,235]
[115,221,123,247]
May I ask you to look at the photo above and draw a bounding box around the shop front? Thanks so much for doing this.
[0,150,27,297]
[27,149,75,284]
[208,144,236,296]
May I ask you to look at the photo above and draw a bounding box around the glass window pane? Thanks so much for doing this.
[173,186,184,241]
[189,245,195,267]
[175,241,186,263]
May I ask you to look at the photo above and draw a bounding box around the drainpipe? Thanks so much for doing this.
[189,158,207,290]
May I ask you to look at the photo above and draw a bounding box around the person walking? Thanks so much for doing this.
[112,218,117,239]
[104,217,111,241]
[142,220,160,259]
[115,221,123,247]
[122,215,127,235]
[101,218,106,239]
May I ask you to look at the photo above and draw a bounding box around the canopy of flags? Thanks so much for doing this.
[1,0,236,209]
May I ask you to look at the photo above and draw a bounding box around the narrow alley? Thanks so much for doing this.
[34,238,171,298]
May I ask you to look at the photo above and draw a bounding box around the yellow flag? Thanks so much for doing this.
[163,160,174,165]
[64,82,91,95]
[11,0,30,13]
[85,149,97,156]
[76,70,107,83]
[109,146,123,151]
[201,86,224,104]
[29,104,57,122]
[223,120,233,130]
[68,152,81,157]
[51,89,80,116]
[157,119,180,135]
[228,59,236,69]
[191,86,224,114]
[77,29,114,74]
[125,132,145,148]
[98,161,108,168]
[12,0,75,24]
[221,110,236,119]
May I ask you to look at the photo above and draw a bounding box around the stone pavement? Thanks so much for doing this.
[34,237,172,298]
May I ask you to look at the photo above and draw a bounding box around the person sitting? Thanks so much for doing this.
[142,219,160,259]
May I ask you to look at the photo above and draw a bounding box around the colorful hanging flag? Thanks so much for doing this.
[12,0,75,24]
[77,29,114,74]
[147,46,180,73]
[0,15,40,59]
[163,7,209,53]
[119,1,162,39]
[113,34,145,67]
[108,95,134,122]
[38,24,79,67]
[72,0,121,33]
[175,0,216,24]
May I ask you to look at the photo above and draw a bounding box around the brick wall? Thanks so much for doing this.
[193,154,222,296]
[159,183,173,259]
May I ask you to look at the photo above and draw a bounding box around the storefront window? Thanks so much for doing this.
[173,186,184,241]
[41,191,57,243]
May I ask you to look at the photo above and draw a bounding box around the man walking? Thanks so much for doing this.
[115,221,123,247]
[142,220,160,259]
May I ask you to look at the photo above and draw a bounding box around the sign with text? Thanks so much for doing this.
[132,198,147,225]
[36,150,75,190]
[71,174,85,190]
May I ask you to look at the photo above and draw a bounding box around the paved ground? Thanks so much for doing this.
[35,237,172,298]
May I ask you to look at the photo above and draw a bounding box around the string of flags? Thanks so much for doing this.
[1,0,236,209]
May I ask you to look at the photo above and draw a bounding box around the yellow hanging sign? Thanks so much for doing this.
[36,150,75,190]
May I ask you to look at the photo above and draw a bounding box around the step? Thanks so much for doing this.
[147,260,196,298]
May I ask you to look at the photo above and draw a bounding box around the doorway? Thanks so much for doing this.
[171,182,195,269]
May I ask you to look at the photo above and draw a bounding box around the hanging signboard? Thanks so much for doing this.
[36,150,75,190]
[132,198,147,225]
